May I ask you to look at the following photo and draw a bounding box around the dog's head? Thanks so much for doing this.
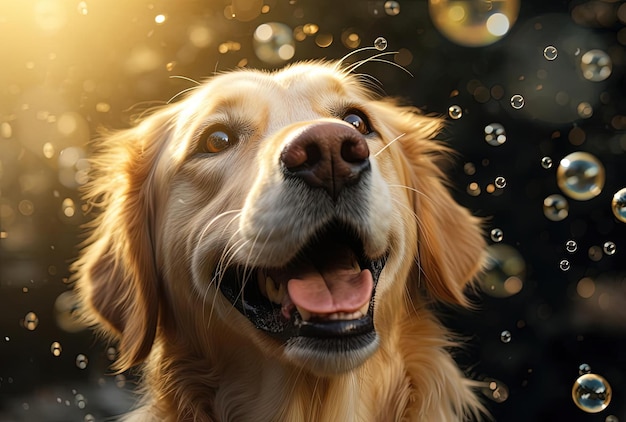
[74,62,485,376]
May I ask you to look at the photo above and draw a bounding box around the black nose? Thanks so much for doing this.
[280,121,370,199]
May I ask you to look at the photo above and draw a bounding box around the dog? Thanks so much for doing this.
[73,61,486,421]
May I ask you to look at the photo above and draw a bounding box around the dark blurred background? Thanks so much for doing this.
[1,0,625,421]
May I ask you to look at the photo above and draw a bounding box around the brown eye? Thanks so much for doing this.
[198,127,235,154]
[343,111,371,135]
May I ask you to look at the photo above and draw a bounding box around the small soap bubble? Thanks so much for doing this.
[557,152,605,201]
[510,94,524,109]
[448,105,462,119]
[572,373,612,413]
[541,156,553,169]
[566,240,578,253]
[494,176,506,189]
[384,1,400,16]
[577,102,593,119]
[76,354,89,369]
[484,123,506,146]
[579,363,592,375]
[543,194,569,221]
[605,416,619,422]
[51,341,62,356]
[603,241,616,256]
[374,37,388,51]
[581,49,612,82]
[611,188,626,223]
[490,228,503,243]
[543,45,558,60]
[23,312,39,331]
[559,259,571,271]
[75,393,86,409]
[480,378,510,403]
[84,415,95,422]
[500,330,512,343]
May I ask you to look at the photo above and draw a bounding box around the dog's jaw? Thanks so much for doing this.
[209,120,394,375]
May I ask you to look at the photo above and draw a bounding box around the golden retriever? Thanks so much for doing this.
[73,61,486,421]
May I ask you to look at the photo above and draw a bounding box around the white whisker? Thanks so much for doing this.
[167,86,199,104]
[373,133,406,157]
[168,75,201,85]
[347,56,413,77]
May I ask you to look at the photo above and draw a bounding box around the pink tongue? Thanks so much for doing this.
[286,266,373,314]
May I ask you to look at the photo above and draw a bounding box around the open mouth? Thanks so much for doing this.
[218,221,387,347]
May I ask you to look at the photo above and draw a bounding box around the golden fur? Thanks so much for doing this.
[73,62,486,421]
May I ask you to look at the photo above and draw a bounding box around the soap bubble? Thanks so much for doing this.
[50,341,62,357]
[500,330,512,343]
[603,241,616,256]
[541,156,553,169]
[572,373,612,413]
[478,244,525,298]
[566,240,578,253]
[428,0,520,47]
[494,176,506,189]
[253,22,295,65]
[543,194,569,221]
[543,45,558,60]
[480,377,509,403]
[611,188,626,223]
[579,363,592,375]
[490,228,503,243]
[580,49,612,82]
[577,102,593,119]
[448,105,462,119]
[559,259,571,271]
[384,1,400,16]
[76,354,89,369]
[374,36,388,51]
[510,94,524,109]
[23,312,39,331]
[484,123,506,146]
[557,152,605,201]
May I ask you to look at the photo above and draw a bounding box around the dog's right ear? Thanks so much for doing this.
[73,109,173,371]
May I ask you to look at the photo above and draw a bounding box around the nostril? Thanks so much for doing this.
[304,144,322,168]
[341,137,369,163]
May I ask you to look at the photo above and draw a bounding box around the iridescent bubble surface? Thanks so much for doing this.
[557,152,605,201]
[579,363,592,375]
[490,228,503,242]
[448,105,462,119]
[572,373,612,413]
[543,194,569,221]
[484,123,506,146]
[603,241,616,256]
[566,240,578,253]
[374,36,388,51]
[543,45,558,60]
[541,156,553,169]
[510,94,524,109]
[428,0,520,47]
[611,188,626,223]
[580,49,612,82]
